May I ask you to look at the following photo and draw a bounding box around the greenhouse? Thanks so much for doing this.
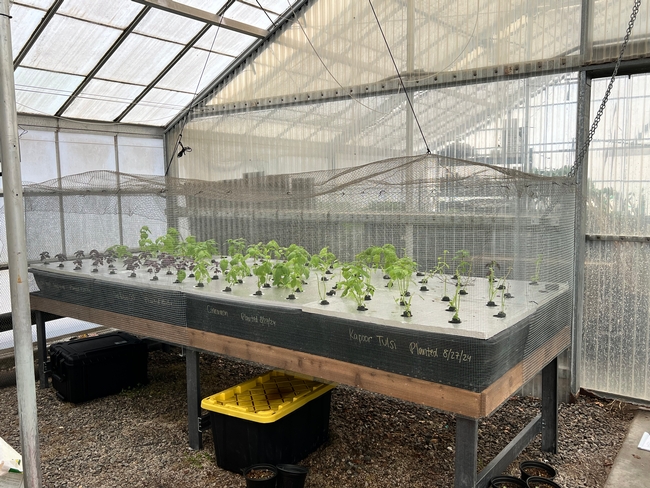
[0,1,649,487]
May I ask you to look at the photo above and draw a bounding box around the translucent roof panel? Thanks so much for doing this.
[57,0,144,29]
[156,48,234,93]
[95,34,185,86]
[63,80,145,121]
[14,67,84,115]
[121,88,195,126]
[7,0,315,126]
[195,26,255,56]
[134,8,207,43]
[9,3,48,59]
[20,15,122,75]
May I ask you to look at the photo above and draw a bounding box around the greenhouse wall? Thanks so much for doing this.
[0,120,164,351]
[582,74,650,402]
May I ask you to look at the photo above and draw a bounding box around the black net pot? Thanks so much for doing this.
[526,476,562,488]
[519,461,557,481]
[276,464,309,488]
[243,463,278,488]
[489,475,528,487]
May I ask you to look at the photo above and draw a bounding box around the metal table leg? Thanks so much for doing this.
[186,348,203,450]
[455,415,478,488]
[541,357,558,453]
[35,311,48,389]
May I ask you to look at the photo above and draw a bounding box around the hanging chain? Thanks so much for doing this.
[568,0,641,179]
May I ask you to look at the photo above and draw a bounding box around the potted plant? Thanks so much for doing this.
[54,253,67,268]
[453,249,472,295]
[227,237,247,257]
[89,249,103,273]
[191,239,217,288]
[435,250,451,301]
[494,266,513,318]
[73,250,85,270]
[138,225,159,256]
[272,244,310,299]
[242,464,277,488]
[385,256,418,317]
[519,460,556,482]
[337,262,372,311]
[486,260,500,307]
[530,254,543,285]
[525,477,562,488]
[310,247,338,305]
[489,475,527,487]
[224,253,250,291]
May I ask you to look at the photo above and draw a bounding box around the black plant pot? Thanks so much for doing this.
[519,461,556,482]
[489,475,527,488]
[526,477,562,488]
[276,464,308,488]
[243,464,277,488]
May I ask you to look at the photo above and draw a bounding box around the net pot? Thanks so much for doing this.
[489,475,528,488]
[519,461,556,481]
[277,464,309,488]
[243,464,277,488]
[526,477,562,488]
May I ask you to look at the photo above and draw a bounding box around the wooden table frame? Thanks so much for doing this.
[31,295,561,488]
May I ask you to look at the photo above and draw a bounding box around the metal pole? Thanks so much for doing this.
[0,1,43,486]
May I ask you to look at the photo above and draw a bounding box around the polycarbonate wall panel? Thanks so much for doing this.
[9,3,48,59]
[14,67,84,116]
[58,133,116,176]
[583,241,650,400]
[582,74,650,402]
[586,75,650,236]
[117,136,164,175]
[206,0,583,107]
[180,74,578,180]
[590,0,650,63]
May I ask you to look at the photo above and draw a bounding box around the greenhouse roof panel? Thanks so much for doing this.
[10,0,304,126]
[14,67,84,115]
[63,80,145,121]
[9,4,47,59]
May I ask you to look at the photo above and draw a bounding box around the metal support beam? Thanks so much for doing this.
[132,0,268,38]
[541,358,558,453]
[185,348,203,450]
[0,0,43,485]
[477,415,542,488]
[55,6,151,117]
[13,0,64,69]
[572,70,591,395]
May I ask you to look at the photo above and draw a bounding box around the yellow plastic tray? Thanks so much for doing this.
[201,370,336,423]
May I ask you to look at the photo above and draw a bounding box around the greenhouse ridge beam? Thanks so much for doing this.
[12,0,64,69]
[55,6,152,118]
[131,0,268,38]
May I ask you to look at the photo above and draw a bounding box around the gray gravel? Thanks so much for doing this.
[0,348,634,487]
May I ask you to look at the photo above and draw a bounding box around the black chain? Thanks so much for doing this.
[569,0,641,179]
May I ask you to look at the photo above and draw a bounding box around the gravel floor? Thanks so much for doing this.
[0,347,635,488]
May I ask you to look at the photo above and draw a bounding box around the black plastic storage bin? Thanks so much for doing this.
[202,370,336,474]
[49,331,148,403]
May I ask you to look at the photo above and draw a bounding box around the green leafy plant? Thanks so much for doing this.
[272,244,310,299]
[155,228,182,257]
[453,249,472,295]
[385,256,418,317]
[434,250,451,300]
[264,240,284,261]
[486,260,500,306]
[40,251,50,264]
[310,247,338,304]
[191,240,216,287]
[224,254,250,290]
[227,238,247,257]
[495,266,513,318]
[337,262,372,311]
[138,226,159,255]
[530,254,543,284]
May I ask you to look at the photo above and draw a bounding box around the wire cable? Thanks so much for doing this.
[368,0,430,153]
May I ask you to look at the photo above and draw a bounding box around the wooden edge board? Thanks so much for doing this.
[30,296,570,419]
[186,328,484,418]
[29,296,190,346]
